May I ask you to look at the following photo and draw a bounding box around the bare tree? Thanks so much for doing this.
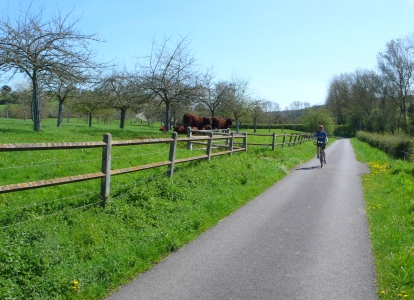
[70,89,106,127]
[198,68,234,119]
[42,73,80,126]
[377,38,414,134]
[220,75,251,132]
[137,34,199,131]
[251,98,267,132]
[100,68,149,129]
[12,81,32,120]
[0,3,107,131]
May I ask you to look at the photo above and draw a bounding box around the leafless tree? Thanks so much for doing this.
[12,81,32,120]
[137,34,200,131]
[250,98,268,132]
[198,68,234,119]
[220,75,251,132]
[377,37,414,134]
[42,73,81,127]
[0,2,108,131]
[70,89,106,127]
[100,68,149,129]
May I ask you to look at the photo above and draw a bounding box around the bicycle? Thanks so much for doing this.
[314,140,326,168]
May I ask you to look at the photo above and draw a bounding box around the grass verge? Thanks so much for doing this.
[351,138,414,299]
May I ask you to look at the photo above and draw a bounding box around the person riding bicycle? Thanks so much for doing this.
[315,125,328,164]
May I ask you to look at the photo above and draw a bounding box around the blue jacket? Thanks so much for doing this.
[315,131,327,143]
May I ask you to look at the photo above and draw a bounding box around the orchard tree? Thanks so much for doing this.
[101,68,148,129]
[0,3,107,131]
[220,75,251,132]
[137,34,200,131]
[70,89,106,127]
[198,68,234,120]
[250,98,267,132]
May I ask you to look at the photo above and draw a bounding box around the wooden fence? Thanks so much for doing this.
[235,131,313,150]
[186,128,313,150]
[0,130,312,206]
[0,131,247,206]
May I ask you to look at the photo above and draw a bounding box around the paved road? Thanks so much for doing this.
[106,139,378,300]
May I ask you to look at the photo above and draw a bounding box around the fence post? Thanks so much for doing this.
[225,128,230,146]
[206,132,213,161]
[229,132,234,155]
[288,133,293,147]
[101,133,112,207]
[168,132,178,177]
[243,132,248,151]
[293,134,298,145]
[272,132,276,150]
[282,133,286,147]
[187,126,192,150]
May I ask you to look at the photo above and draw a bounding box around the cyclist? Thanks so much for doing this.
[315,125,328,164]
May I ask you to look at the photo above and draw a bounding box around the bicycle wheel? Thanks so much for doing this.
[320,150,324,168]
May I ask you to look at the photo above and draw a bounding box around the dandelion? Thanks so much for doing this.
[380,290,385,295]
[72,279,79,292]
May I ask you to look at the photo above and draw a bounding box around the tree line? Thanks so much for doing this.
[326,33,414,136]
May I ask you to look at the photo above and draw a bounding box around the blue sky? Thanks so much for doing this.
[3,0,414,109]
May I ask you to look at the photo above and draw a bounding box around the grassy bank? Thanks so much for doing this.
[351,139,414,299]
[0,118,316,299]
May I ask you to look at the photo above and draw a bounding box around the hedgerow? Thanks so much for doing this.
[356,131,413,161]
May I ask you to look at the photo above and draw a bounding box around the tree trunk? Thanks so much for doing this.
[120,108,126,129]
[89,112,92,127]
[57,100,64,127]
[32,72,42,132]
[254,117,257,133]
[165,102,171,131]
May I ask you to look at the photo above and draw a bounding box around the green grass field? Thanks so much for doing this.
[0,118,315,299]
[1,118,411,299]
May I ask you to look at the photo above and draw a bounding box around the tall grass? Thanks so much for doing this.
[351,138,414,299]
[0,118,317,299]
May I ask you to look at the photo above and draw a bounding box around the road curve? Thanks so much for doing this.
[106,139,378,300]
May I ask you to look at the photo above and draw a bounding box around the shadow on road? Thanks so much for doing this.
[295,166,321,170]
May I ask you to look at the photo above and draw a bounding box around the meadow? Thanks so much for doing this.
[1,118,411,299]
[0,118,314,299]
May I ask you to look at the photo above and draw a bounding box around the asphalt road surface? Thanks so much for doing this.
[106,138,378,300]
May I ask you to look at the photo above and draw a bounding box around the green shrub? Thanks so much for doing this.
[356,131,413,161]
